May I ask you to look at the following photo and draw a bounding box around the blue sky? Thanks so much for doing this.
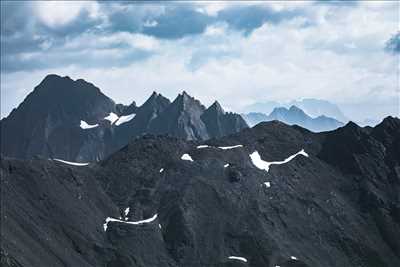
[1,1,399,121]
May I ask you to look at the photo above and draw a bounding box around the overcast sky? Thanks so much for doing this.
[1,1,399,121]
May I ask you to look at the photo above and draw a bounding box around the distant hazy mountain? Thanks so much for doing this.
[1,74,248,162]
[242,105,344,132]
[241,100,281,114]
[243,98,349,123]
[289,98,349,123]
[241,112,269,127]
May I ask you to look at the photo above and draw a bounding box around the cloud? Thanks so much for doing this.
[218,4,307,34]
[1,1,308,73]
[35,1,97,28]
[1,1,398,122]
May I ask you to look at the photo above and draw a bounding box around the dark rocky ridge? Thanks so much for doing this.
[1,117,399,267]
[1,75,248,162]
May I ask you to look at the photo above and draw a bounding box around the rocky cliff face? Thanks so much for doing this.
[2,117,399,267]
[1,75,248,162]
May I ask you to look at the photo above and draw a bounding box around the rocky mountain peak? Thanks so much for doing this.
[207,101,225,115]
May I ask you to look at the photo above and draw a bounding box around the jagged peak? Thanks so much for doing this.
[344,121,360,129]
[39,74,71,85]
[206,101,225,115]
[289,105,305,113]
[334,120,365,136]
[372,116,400,136]
[269,106,288,115]
[376,116,400,128]
[142,91,171,108]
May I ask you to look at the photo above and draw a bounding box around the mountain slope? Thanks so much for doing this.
[2,117,399,267]
[1,76,248,161]
[243,105,343,132]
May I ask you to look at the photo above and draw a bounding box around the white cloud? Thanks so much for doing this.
[2,1,398,122]
[35,1,99,28]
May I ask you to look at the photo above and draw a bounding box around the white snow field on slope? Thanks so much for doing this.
[115,113,136,126]
[181,154,193,161]
[228,256,247,262]
[250,149,308,172]
[196,145,209,149]
[103,214,158,231]
[53,159,90,166]
[104,112,119,124]
[80,120,99,129]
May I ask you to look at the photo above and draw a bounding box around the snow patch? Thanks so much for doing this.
[264,182,271,188]
[158,224,162,229]
[250,149,308,172]
[103,214,158,231]
[53,159,89,166]
[218,145,243,150]
[80,120,98,129]
[159,168,164,173]
[224,163,230,168]
[181,154,193,161]
[124,207,130,217]
[228,256,247,262]
[291,256,298,260]
[197,145,209,149]
[115,113,136,126]
[104,112,119,124]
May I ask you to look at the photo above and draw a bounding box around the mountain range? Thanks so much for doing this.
[0,74,248,162]
[242,105,344,132]
[2,116,399,267]
[243,99,349,123]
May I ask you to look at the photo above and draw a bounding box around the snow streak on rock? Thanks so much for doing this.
[124,207,130,217]
[104,112,119,125]
[80,120,99,129]
[250,149,308,172]
[218,145,243,150]
[115,113,136,126]
[53,159,90,166]
[103,214,158,231]
[228,256,247,262]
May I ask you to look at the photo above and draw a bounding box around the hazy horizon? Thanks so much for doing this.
[1,1,399,122]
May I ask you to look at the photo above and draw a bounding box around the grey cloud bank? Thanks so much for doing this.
[1,1,399,122]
